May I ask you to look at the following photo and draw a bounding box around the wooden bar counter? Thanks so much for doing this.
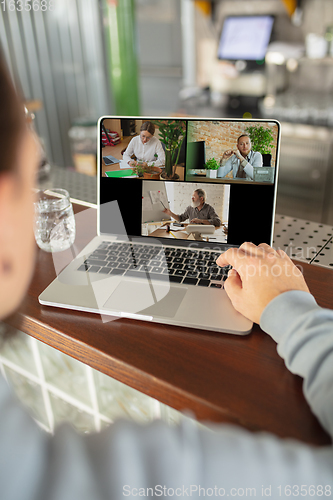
[5,203,333,446]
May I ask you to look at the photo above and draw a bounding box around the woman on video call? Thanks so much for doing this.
[123,120,165,168]
[1,51,333,499]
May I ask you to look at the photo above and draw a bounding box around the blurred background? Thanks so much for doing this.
[1,0,333,222]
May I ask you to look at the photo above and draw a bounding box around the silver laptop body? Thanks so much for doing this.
[39,117,280,335]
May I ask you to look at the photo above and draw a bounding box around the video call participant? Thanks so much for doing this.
[162,188,221,227]
[217,134,262,180]
[123,121,165,168]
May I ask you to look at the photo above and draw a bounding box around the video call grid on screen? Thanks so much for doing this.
[99,117,280,247]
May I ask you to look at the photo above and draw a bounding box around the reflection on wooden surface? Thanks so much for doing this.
[0,325,187,434]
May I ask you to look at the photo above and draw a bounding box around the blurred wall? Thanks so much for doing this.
[136,0,183,115]
[0,0,112,168]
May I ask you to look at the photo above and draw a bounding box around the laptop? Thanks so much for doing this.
[39,117,280,335]
[103,154,119,165]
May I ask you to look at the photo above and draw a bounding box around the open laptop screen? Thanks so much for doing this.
[99,118,280,247]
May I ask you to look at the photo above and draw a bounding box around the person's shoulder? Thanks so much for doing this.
[127,135,139,145]
[204,203,213,210]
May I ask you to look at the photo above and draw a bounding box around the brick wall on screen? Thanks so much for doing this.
[188,121,278,168]
[173,183,226,222]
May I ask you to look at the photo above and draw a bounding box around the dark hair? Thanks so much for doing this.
[0,50,25,174]
[194,188,206,203]
[237,134,250,143]
[140,121,155,136]
[0,51,25,336]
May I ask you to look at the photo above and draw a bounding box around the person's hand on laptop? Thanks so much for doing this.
[216,242,310,324]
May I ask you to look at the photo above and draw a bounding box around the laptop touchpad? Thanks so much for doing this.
[103,281,187,318]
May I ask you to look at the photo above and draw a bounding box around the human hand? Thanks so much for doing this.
[223,150,234,160]
[190,218,202,224]
[129,160,137,167]
[234,149,244,161]
[216,242,310,324]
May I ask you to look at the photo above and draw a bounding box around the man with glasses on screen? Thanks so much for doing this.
[217,134,262,180]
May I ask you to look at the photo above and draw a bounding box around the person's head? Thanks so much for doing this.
[237,134,252,157]
[140,121,155,144]
[0,54,38,320]
[192,189,206,208]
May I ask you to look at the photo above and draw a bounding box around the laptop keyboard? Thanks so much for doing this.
[78,242,230,288]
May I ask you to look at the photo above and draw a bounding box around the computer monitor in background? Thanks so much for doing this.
[217,15,274,62]
[186,141,206,170]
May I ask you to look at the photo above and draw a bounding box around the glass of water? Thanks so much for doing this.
[34,189,76,252]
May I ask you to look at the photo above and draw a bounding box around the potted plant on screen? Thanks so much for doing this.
[153,120,186,180]
[245,125,274,166]
[204,157,219,179]
[132,161,162,179]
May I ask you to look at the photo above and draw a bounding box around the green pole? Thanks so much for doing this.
[103,0,140,115]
